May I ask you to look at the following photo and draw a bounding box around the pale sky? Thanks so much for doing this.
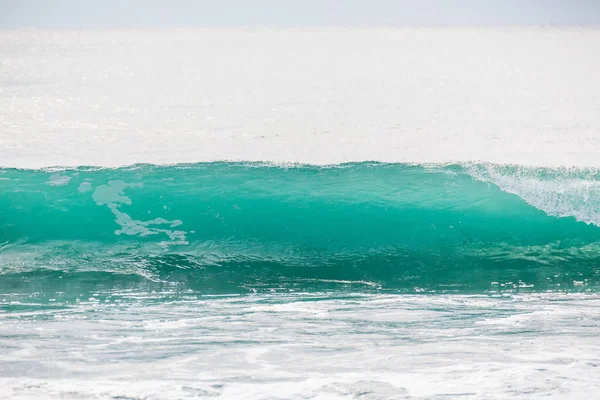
[0,0,599,28]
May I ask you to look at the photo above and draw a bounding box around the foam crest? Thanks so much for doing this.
[466,164,600,226]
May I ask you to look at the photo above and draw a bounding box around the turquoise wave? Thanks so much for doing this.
[1,162,600,295]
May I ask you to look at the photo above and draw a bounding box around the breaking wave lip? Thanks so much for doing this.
[1,161,600,295]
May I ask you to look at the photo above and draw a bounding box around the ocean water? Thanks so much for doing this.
[3,162,600,295]
[2,162,600,399]
[2,28,600,399]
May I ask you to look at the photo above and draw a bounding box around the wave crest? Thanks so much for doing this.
[1,162,600,294]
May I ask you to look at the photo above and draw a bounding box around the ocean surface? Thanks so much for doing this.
[1,28,600,399]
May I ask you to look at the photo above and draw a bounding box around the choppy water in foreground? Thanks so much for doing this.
[1,293,599,399]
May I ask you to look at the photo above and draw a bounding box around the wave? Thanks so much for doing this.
[1,162,600,295]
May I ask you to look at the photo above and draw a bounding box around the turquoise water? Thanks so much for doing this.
[2,162,599,298]
[2,162,600,399]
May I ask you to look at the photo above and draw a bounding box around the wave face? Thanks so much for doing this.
[2,162,600,296]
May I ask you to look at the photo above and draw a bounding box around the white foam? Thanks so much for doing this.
[45,173,71,186]
[1,27,599,168]
[1,293,599,399]
[92,180,188,244]
[467,163,600,226]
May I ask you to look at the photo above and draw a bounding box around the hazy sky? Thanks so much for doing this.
[1,0,599,28]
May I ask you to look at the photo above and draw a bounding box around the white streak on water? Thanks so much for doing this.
[45,174,71,186]
[77,180,92,193]
[92,180,188,244]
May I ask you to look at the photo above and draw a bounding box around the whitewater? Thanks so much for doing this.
[1,28,600,399]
